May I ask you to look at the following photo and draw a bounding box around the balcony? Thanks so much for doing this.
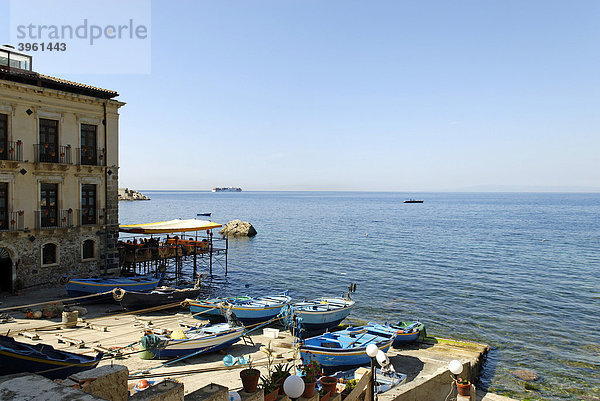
[34,144,72,164]
[76,148,106,166]
[0,211,25,232]
[0,141,23,161]
[78,208,105,226]
[34,209,73,229]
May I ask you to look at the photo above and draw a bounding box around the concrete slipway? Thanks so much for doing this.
[0,288,516,401]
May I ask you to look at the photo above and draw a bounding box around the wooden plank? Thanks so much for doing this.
[344,370,371,401]
[20,331,40,340]
[56,334,85,348]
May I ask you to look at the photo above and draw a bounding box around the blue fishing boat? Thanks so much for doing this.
[188,293,291,324]
[288,297,355,332]
[367,321,425,346]
[299,326,395,371]
[0,335,103,379]
[65,273,165,298]
[139,323,244,358]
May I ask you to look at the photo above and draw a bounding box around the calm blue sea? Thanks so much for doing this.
[119,191,600,400]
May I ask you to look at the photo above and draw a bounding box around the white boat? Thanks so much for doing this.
[211,187,242,192]
[140,323,244,358]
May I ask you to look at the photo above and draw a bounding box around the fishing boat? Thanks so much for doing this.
[366,321,425,346]
[287,296,355,333]
[188,293,292,324]
[139,323,244,358]
[113,286,203,311]
[0,335,103,379]
[299,326,395,371]
[65,273,165,299]
[403,199,423,203]
[197,213,212,217]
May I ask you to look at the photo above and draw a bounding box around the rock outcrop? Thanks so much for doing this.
[219,220,257,237]
[118,188,150,201]
[511,369,539,381]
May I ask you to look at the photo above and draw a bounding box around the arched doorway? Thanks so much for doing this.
[0,248,12,293]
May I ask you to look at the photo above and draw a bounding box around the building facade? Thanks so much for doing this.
[0,46,124,292]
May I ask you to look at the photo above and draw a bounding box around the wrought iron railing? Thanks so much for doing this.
[76,147,106,166]
[34,209,73,229]
[0,141,23,161]
[78,208,105,226]
[0,211,24,231]
[34,144,72,164]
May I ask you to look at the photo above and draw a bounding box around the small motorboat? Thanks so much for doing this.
[287,297,355,333]
[0,335,103,379]
[188,293,292,324]
[139,323,244,358]
[299,325,395,371]
[65,273,165,299]
[403,199,423,203]
[197,213,212,217]
[113,286,203,311]
[367,321,425,346]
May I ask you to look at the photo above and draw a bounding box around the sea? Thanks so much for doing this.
[119,191,600,400]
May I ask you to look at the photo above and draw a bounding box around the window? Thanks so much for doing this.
[39,118,59,163]
[40,183,58,228]
[82,239,95,260]
[0,183,7,230]
[81,184,96,225]
[80,124,97,165]
[42,243,57,265]
[0,114,7,161]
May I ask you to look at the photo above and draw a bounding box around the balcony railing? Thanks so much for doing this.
[78,208,105,226]
[0,141,23,161]
[0,211,25,232]
[76,148,106,166]
[35,209,73,229]
[34,144,72,164]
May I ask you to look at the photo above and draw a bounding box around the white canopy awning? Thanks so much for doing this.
[119,219,222,234]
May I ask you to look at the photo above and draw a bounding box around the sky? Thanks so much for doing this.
[1,0,599,191]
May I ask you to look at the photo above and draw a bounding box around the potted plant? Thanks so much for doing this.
[271,363,292,395]
[261,374,280,401]
[456,378,470,396]
[319,375,338,396]
[341,379,358,397]
[298,353,322,398]
[240,358,260,393]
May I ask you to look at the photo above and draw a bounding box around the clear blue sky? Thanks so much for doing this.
[2,1,599,191]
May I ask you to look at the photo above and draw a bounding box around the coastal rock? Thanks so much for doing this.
[219,220,257,237]
[118,188,150,201]
[511,369,539,381]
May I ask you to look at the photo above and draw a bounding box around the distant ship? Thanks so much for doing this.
[212,187,242,192]
[403,199,423,203]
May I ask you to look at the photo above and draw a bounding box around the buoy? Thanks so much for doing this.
[138,379,150,389]
[33,310,43,319]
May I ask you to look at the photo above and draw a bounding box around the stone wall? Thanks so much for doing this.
[105,168,120,271]
[0,225,107,288]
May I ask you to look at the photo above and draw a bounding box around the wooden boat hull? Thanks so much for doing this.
[299,326,394,371]
[367,322,425,346]
[0,335,103,379]
[114,287,202,310]
[189,294,291,324]
[142,324,244,358]
[292,298,355,331]
[65,273,164,298]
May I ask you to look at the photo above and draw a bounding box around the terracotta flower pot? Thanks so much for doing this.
[264,388,279,401]
[240,368,260,393]
[456,381,470,396]
[302,380,316,398]
[319,376,338,395]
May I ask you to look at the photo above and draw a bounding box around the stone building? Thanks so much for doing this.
[0,45,124,292]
